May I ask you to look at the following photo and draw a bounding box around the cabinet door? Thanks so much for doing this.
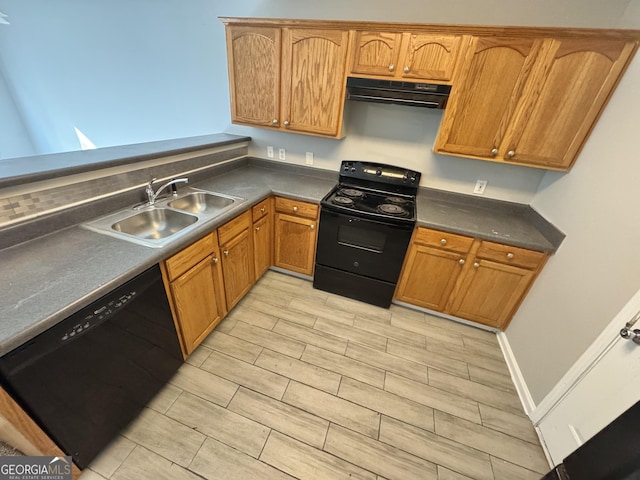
[351,31,403,77]
[503,39,636,169]
[172,255,225,355]
[220,228,255,310]
[401,34,463,82]
[226,26,281,127]
[274,212,317,276]
[281,28,350,136]
[395,244,467,311]
[448,259,534,330]
[434,36,541,159]
[253,213,272,279]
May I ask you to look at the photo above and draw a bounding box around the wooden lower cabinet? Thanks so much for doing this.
[448,259,535,329]
[162,232,226,357]
[395,227,548,330]
[219,211,256,310]
[252,198,273,279]
[273,197,319,276]
[395,244,467,311]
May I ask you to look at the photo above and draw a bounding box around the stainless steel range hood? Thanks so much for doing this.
[346,77,451,109]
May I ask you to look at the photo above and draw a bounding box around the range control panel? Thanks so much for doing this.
[61,290,137,341]
[339,161,421,187]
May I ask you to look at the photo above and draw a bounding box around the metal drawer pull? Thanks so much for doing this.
[491,148,498,156]
[272,119,278,125]
[388,64,395,72]
[293,206,298,212]
[403,66,410,73]
[284,120,290,127]
[507,150,516,158]
[473,262,480,268]
[260,207,266,213]
[212,257,219,264]
[223,250,229,256]
[440,239,447,246]
[506,252,514,259]
[255,226,260,232]
[310,224,315,230]
[459,259,465,265]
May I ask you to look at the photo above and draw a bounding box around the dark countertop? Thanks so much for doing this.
[0,133,250,189]
[0,158,563,356]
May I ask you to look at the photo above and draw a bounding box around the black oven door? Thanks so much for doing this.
[315,209,413,283]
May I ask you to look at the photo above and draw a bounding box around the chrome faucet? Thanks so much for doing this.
[145,177,189,205]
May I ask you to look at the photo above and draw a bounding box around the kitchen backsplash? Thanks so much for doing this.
[0,145,247,227]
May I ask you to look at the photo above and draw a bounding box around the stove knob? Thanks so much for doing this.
[353,261,360,267]
[351,167,356,173]
[410,175,417,183]
[376,169,382,176]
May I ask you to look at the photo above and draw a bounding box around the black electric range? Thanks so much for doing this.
[314,161,421,308]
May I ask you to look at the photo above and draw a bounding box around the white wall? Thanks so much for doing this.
[507,3,640,404]
[0,69,35,159]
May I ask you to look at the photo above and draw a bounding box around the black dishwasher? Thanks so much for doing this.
[0,265,183,469]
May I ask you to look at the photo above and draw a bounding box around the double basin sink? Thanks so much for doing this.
[82,188,245,247]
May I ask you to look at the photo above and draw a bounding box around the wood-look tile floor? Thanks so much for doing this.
[83,270,549,480]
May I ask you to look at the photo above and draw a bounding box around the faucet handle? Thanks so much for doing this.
[148,177,157,186]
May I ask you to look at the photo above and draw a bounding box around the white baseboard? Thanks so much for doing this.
[496,331,537,416]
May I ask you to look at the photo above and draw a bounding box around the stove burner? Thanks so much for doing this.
[333,196,354,206]
[386,196,408,205]
[377,203,408,216]
[340,188,365,198]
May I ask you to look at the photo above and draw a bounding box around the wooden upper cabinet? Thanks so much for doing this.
[434,36,542,159]
[436,35,637,170]
[225,26,281,128]
[503,39,636,169]
[351,31,403,77]
[281,28,350,137]
[351,31,463,82]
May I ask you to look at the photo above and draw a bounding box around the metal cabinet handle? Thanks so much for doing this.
[255,226,260,232]
[223,250,229,256]
[403,66,410,73]
[507,150,516,158]
[260,206,266,213]
[388,64,395,72]
[440,239,447,246]
[272,119,278,125]
[473,262,480,268]
[212,257,219,264]
[506,252,514,259]
[491,148,499,156]
[293,206,298,213]
[283,120,290,127]
[459,259,465,265]
[310,224,315,230]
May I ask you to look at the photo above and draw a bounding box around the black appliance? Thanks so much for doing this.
[542,400,640,480]
[0,265,183,469]
[314,160,421,307]
[346,76,451,109]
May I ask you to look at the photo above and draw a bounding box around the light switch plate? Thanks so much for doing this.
[305,152,314,165]
[279,148,286,160]
[267,146,274,158]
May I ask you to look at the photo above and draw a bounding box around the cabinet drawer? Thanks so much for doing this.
[275,197,319,219]
[414,227,473,253]
[252,198,272,222]
[165,233,215,281]
[476,241,546,269]
[218,210,251,246]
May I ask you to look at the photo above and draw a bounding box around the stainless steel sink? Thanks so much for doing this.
[111,208,198,239]
[81,187,245,248]
[168,191,235,215]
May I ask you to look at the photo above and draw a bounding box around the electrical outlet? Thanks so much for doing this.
[267,146,274,158]
[279,148,286,160]
[474,180,488,195]
[305,152,314,165]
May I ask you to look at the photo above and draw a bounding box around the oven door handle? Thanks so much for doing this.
[337,241,383,254]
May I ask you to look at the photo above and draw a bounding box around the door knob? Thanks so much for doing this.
[620,312,640,345]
